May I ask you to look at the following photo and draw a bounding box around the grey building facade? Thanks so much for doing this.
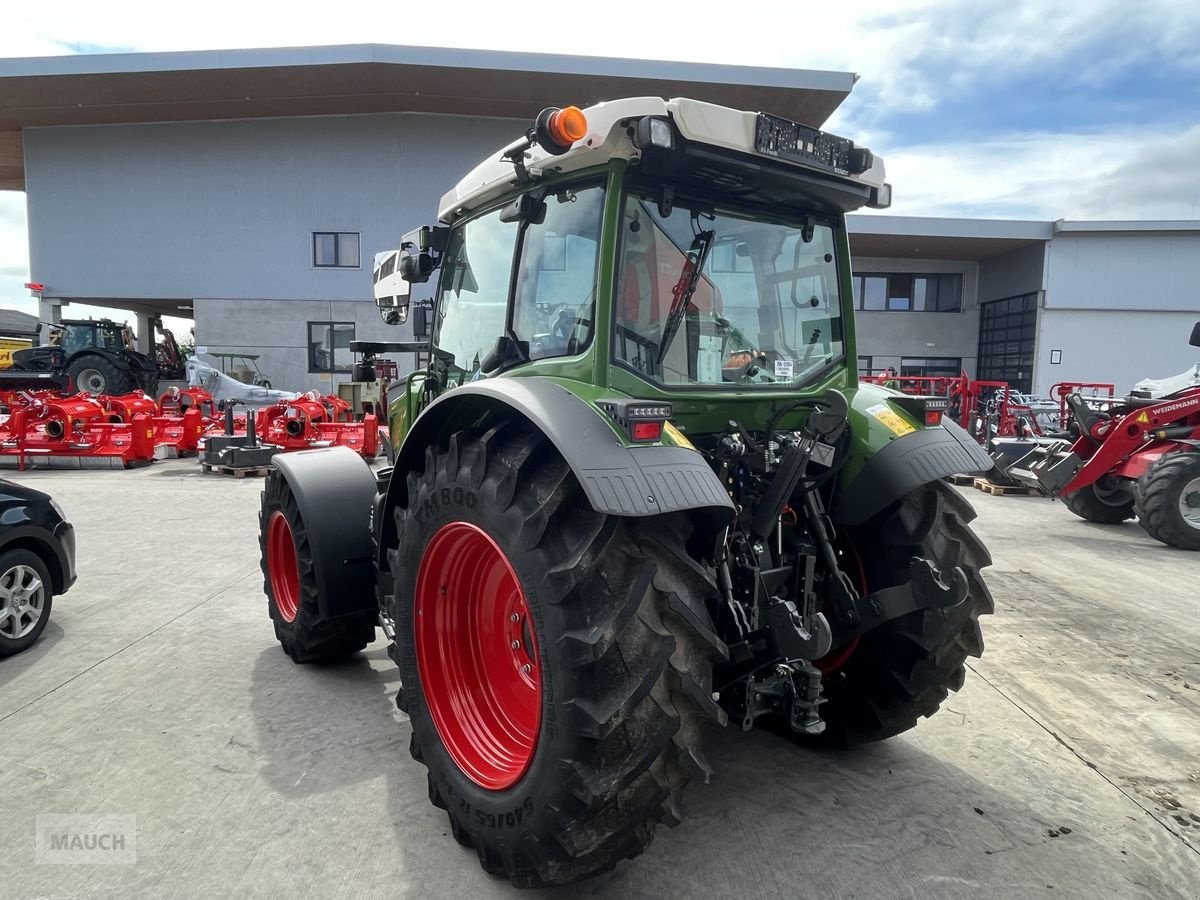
[25,113,520,390]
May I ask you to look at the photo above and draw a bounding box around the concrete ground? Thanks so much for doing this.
[1,460,1198,899]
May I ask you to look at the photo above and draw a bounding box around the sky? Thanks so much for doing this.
[1,0,1198,329]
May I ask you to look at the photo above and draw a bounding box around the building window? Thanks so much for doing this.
[900,357,962,377]
[308,321,355,372]
[313,232,360,268]
[853,273,962,312]
[857,355,873,375]
[977,293,1037,393]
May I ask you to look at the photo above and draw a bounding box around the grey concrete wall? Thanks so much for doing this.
[23,113,521,302]
[979,242,1045,303]
[1045,233,1200,311]
[1034,308,1199,396]
[850,255,981,376]
[193,297,420,394]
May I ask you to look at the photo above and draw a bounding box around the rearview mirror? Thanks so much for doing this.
[1191,320,1200,347]
[373,249,411,324]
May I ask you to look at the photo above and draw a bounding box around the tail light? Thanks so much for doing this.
[888,395,950,429]
[597,399,673,443]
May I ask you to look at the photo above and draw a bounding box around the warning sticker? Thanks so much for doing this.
[663,421,696,451]
[866,403,916,437]
[774,358,794,380]
[1136,411,1150,424]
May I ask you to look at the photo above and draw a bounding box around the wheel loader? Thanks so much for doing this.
[257,97,996,886]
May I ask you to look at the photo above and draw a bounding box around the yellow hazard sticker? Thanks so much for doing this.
[1136,411,1150,424]
[663,420,696,450]
[867,403,916,437]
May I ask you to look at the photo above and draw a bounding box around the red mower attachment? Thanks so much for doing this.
[252,392,379,458]
[98,390,210,458]
[158,386,220,425]
[0,391,156,470]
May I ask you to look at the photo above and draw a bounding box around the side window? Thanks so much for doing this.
[434,209,519,377]
[512,183,606,361]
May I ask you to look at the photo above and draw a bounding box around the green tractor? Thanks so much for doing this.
[258,98,996,886]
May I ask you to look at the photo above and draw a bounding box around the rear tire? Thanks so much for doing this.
[1134,451,1200,550]
[258,471,376,663]
[389,423,726,887]
[66,355,135,395]
[808,482,994,746]
[1063,478,1136,524]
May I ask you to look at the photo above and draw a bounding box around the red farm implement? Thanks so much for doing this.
[98,390,213,458]
[1008,323,1200,550]
[0,390,156,470]
[201,392,380,459]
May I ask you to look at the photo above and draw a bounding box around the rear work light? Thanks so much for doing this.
[596,399,673,443]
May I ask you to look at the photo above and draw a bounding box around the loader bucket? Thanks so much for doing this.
[1005,440,1078,494]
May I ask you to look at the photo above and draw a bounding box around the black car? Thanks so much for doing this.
[0,479,76,657]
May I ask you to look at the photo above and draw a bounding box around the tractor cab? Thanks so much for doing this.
[49,319,134,356]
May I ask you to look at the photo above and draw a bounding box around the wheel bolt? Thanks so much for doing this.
[522,664,532,674]
[511,640,520,649]
[510,613,520,622]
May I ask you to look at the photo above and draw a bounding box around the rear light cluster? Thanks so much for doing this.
[597,399,673,443]
[888,395,950,429]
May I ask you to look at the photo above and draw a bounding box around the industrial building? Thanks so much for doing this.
[2,44,1196,395]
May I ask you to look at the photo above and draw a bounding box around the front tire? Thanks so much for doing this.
[0,550,54,658]
[389,423,726,887]
[811,482,994,746]
[1063,478,1136,524]
[258,471,377,662]
[1135,452,1200,550]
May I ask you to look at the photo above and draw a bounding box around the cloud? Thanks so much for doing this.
[1078,125,1200,219]
[864,123,1200,220]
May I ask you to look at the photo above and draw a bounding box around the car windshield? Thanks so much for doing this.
[613,194,845,388]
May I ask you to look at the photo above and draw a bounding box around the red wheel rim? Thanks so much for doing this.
[266,511,301,623]
[415,521,541,791]
[814,538,866,674]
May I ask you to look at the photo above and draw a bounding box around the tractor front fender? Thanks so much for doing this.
[271,447,379,620]
[833,417,994,526]
[380,379,734,562]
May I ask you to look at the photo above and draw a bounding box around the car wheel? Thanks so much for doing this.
[0,549,54,658]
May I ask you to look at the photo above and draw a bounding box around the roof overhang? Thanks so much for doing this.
[0,43,857,190]
[848,214,1053,261]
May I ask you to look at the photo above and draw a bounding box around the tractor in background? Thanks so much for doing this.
[9,319,159,396]
[1009,322,1200,549]
[256,97,996,886]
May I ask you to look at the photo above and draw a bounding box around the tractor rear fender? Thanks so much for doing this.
[833,416,994,526]
[271,447,379,620]
[377,378,735,566]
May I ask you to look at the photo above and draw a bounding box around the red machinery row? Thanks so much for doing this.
[859,371,1115,442]
[0,386,379,471]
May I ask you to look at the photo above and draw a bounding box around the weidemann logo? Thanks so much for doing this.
[36,814,137,865]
